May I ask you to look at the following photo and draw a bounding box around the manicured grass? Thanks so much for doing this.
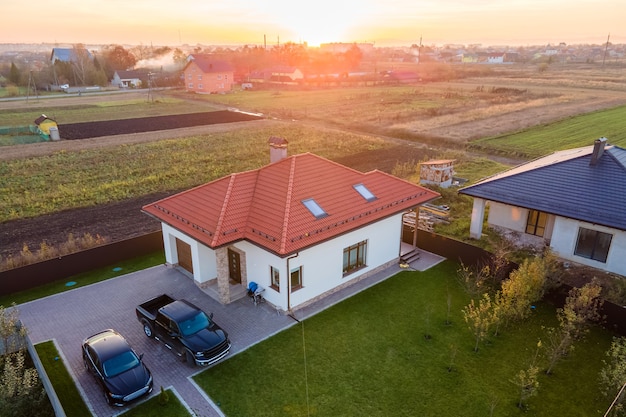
[195,261,614,417]
[470,105,626,158]
[0,124,390,222]
[35,341,91,417]
[119,388,190,416]
[0,251,164,306]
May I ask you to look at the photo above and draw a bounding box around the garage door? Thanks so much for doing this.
[175,239,193,274]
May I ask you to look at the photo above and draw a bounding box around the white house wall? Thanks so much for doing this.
[488,202,527,232]
[161,223,217,283]
[232,214,404,310]
[550,217,626,276]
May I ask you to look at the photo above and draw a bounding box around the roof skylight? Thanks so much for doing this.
[302,198,327,219]
[354,183,377,202]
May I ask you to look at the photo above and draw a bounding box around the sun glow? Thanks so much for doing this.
[257,2,373,46]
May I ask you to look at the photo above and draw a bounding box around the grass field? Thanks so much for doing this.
[0,124,390,222]
[195,262,614,417]
[469,104,626,158]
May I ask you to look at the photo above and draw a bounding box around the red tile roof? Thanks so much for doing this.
[142,153,440,256]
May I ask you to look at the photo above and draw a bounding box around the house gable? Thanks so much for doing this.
[143,153,440,256]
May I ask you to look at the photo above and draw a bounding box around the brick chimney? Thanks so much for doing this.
[590,137,607,166]
[269,136,288,163]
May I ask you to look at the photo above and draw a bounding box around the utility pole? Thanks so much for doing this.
[602,33,610,69]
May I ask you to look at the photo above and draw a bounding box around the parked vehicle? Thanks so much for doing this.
[81,329,153,407]
[136,294,231,366]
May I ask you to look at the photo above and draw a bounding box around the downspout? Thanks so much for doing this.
[286,252,299,315]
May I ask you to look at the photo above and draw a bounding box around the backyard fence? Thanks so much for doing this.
[0,232,163,296]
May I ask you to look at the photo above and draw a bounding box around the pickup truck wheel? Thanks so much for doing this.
[142,320,154,338]
[184,349,195,366]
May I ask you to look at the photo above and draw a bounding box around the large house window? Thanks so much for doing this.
[188,83,193,89]
[270,266,280,291]
[526,209,547,237]
[290,266,302,291]
[574,227,612,263]
[198,84,203,89]
[343,240,367,275]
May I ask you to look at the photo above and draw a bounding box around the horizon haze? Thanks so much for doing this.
[2,0,624,48]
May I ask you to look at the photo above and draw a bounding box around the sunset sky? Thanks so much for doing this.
[3,0,624,47]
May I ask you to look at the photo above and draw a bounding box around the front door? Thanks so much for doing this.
[227,249,241,284]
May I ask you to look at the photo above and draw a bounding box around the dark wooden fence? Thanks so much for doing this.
[0,232,163,296]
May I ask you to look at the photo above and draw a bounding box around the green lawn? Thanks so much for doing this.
[469,105,626,159]
[195,261,614,417]
[0,251,164,306]
[35,341,91,417]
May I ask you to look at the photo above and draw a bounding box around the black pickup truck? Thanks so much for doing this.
[135,294,231,366]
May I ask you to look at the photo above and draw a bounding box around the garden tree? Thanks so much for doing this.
[102,45,137,72]
[456,243,513,297]
[71,43,94,86]
[600,337,626,416]
[544,280,603,375]
[462,293,495,352]
[8,62,20,85]
[343,43,364,70]
[510,365,540,410]
[497,256,549,324]
[0,305,50,417]
[559,279,603,339]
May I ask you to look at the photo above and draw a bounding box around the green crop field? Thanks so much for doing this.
[469,105,626,158]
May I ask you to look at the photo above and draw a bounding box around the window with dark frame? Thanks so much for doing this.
[574,227,612,263]
[343,240,368,275]
[290,266,302,291]
[526,209,547,237]
[270,266,280,291]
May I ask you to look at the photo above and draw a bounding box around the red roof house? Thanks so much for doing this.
[143,150,439,311]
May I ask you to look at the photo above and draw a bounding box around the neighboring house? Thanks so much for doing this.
[142,141,440,311]
[183,54,233,94]
[249,66,304,84]
[487,53,506,64]
[459,138,626,276]
[111,70,146,88]
[50,47,93,64]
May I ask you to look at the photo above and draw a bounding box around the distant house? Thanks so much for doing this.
[487,53,506,64]
[183,54,233,94]
[50,47,93,64]
[111,70,146,88]
[249,66,304,84]
[462,54,479,63]
[459,138,626,276]
[384,70,421,83]
[142,141,440,311]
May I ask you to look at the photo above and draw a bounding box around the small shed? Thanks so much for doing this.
[33,114,58,140]
[419,159,455,188]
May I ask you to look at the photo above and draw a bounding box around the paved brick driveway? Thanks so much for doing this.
[18,249,444,417]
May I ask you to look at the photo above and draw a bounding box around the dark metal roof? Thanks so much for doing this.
[459,144,626,231]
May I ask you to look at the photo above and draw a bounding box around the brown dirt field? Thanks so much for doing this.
[2,73,626,260]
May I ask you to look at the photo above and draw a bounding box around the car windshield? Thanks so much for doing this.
[179,311,210,337]
[102,351,140,378]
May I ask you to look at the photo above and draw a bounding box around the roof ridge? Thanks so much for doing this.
[279,157,297,253]
[211,174,237,246]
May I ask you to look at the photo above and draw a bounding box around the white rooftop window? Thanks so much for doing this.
[302,199,327,219]
[354,183,377,202]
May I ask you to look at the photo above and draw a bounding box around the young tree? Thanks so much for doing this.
[545,280,603,375]
[462,293,495,352]
[8,62,20,85]
[498,256,548,324]
[510,365,540,409]
[599,337,626,415]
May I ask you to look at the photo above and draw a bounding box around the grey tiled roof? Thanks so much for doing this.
[459,145,626,231]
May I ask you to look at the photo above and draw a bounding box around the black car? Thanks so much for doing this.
[82,329,153,406]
